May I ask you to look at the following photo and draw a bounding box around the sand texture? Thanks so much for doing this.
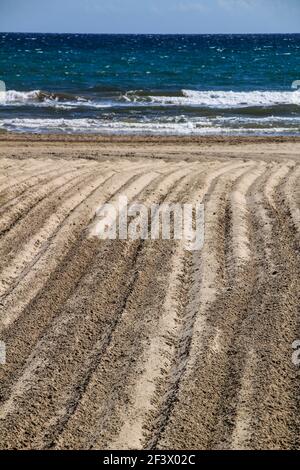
[0,135,299,450]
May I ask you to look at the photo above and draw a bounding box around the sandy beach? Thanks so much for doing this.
[0,134,299,450]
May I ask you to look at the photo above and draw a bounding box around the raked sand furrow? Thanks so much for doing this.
[0,168,168,438]
[147,162,258,451]
[243,164,300,450]
[114,162,239,450]
[0,162,100,235]
[0,159,56,194]
[0,159,95,214]
[0,165,189,448]
[210,163,280,450]
[0,169,115,309]
[0,158,22,172]
[54,161,250,450]
[105,162,221,451]
[0,168,111,296]
[114,161,253,450]
[201,161,299,450]
[0,159,31,185]
[0,142,299,451]
[0,164,167,335]
[0,165,159,335]
[225,162,300,450]
[50,165,203,450]
[280,164,300,234]
[227,162,267,275]
[0,160,62,201]
[0,163,99,248]
[157,162,267,450]
[226,162,292,450]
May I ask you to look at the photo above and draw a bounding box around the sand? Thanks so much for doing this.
[0,134,299,450]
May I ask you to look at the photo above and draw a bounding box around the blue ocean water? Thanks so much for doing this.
[0,33,300,135]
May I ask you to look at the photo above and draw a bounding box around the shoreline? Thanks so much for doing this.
[1,132,300,144]
[1,133,299,163]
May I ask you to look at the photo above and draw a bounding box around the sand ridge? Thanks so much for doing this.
[0,136,299,449]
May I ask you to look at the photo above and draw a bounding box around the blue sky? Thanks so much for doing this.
[0,0,299,34]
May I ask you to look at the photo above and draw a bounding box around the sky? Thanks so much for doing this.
[0,0,300,34]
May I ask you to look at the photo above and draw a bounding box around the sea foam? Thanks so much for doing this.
[147,89,300,108]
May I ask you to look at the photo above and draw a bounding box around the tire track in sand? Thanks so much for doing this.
[107,161,254,450]
[155,161,267,449]
[0,154,299,450]
[0,164,186,448]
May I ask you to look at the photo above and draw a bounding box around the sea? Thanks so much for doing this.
[0,33,300,135]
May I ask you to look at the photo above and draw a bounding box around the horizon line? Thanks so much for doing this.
[1,31,300,36]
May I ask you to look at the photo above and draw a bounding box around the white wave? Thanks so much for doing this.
[147,89,300,108]
[0,89,112,109]
[215,115,300,125]
[0,117,299,136]
[0,118,104,131]
[0,90,42,104]
[0,117,197,134]
[2,88,300,110]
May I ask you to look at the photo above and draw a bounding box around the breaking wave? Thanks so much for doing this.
[125,89,300,108]
[1,88,300,110]
[0,116,299,136]
[0,89,111,109]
